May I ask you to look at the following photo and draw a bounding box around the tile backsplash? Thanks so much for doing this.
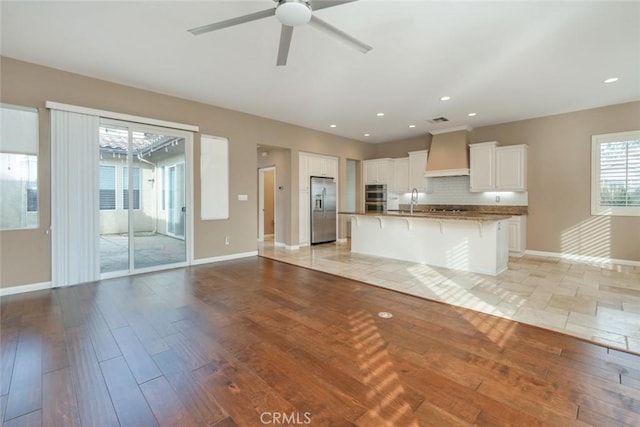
[388,176,528,208]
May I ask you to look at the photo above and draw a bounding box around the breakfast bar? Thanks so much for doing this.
[342,211,511,275]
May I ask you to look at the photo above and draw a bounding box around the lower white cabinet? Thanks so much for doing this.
[508,215,527,256]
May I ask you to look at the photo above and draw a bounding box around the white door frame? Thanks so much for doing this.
[99,118,193,279]
[258,166,276,242]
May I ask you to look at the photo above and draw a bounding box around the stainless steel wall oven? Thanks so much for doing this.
[365,184,387,213]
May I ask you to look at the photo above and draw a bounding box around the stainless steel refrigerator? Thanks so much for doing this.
[310,176,337,245]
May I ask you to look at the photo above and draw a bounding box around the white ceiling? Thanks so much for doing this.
[2,1,639,143]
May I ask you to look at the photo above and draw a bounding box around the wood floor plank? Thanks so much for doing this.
[99,356,158,427]
[0,327,19,396]
[111,326,161,384]
[139,376,199,427]
[4,315,42,421]
[2,409,42,427]
[65,326,119,427]
[2,257,640,426]
[152,348,227,426]
[41,367,81,427]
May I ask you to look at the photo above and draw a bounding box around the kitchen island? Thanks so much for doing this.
[341,211,511,275]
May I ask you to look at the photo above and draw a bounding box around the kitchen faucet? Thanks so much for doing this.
[410,188,419,215]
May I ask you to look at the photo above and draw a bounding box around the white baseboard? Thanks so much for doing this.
[0,281,52,297]
[337,238,348,244]
[524,250,640,267]
[191,251,258,266]
[274,242,300,251]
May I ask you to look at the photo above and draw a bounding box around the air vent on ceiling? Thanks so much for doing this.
[429,117,449,124]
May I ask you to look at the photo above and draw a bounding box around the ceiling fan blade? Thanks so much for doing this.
[277,25,294,66]
[308,0,359,12]
[308,15,372,53]
[188,8,276,35]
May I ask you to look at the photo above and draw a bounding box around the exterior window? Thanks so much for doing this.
[0,104,39,230]
[123,167,140,210]
[592,130,640,216]
[99,165,116,210]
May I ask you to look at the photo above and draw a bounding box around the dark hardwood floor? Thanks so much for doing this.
[1,257,640,426]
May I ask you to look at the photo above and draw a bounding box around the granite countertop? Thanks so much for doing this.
[339,211,513,221]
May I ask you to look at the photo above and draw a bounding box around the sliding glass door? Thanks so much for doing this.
[99,120,188,275]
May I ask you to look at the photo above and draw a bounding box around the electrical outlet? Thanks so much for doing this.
[495,195,501,203]
[224,236,230,245]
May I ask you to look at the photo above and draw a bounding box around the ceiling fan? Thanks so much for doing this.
[187,0,372,66]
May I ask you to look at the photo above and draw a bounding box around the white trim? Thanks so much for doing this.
[524,250,640,267]
[423,168,470,178]
[591,130,640,217]
[191,251,258,266]
[0,281,52,297]
[337,238,348,244]
[46,101,199,132]
[274,242,300,251]
[429,125,473,135]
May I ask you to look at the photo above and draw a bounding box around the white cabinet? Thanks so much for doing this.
[363,159,392,185]
[308,155,336,179]
[508,215,527,256]
[496,145,527,190]
[469,142,527,192]
[391,157,410,193]
[408,150,431,193]
[469,142,497,191]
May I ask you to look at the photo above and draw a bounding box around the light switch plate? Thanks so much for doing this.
[238,194,248,201]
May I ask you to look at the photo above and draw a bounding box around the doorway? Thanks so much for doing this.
[99,120,190,276]
[258,166,276,242]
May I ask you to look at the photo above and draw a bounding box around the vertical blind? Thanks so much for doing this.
[51,109,100,287]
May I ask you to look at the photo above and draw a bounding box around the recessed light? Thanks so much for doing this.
[604,77,618,83]
[409,124,416,128]
[468,112,477,117]
[376,112,385,117]
[329,124,337,128]
[440,96,451,101]
[364,133,370,137]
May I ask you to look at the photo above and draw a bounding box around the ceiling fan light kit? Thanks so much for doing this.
[275,0,312,27]
[187,0,370,66]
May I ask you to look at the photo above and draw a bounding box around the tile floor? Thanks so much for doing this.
[258,239,640,355]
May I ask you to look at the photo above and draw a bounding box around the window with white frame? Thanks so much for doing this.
[0,104,39,230]
[123,166,140,210]
[591,130,640,216]
[99,165,116,210]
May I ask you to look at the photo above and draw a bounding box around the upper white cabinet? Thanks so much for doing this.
[300,152,337,190]
[391,157,410,193]
[496,145,527,190]
[469,142,527,192]
[363,158,392,185]
[408,150,431,193]
[469,142,497,191]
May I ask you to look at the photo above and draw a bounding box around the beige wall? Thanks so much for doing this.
[471,102,640,261]
[1,56,638,288]
[0,57,370,288]
[368,135,430,159]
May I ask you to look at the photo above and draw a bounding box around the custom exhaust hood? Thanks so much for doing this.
[424,127,471,177]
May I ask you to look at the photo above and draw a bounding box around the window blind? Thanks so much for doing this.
[599,139,640,207]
